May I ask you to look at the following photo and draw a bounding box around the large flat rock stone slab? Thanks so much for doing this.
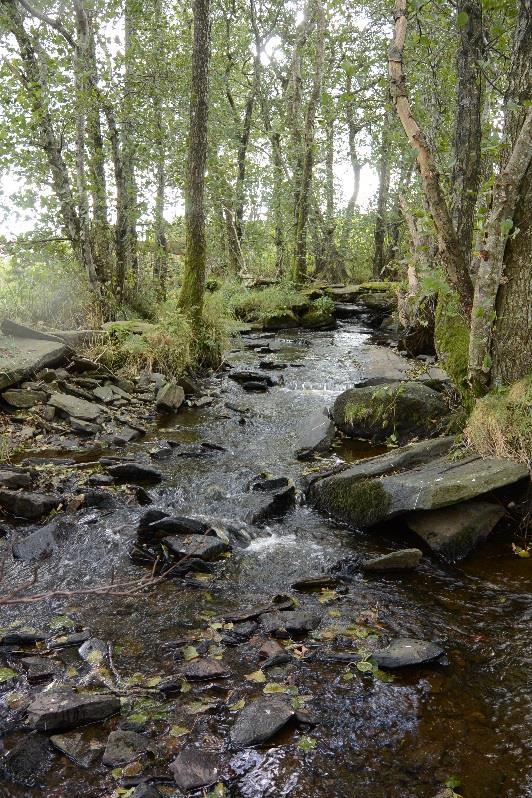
[310,452,528,529]
[230,696,295,747]
[0,334,67,391]
[27,689,120,731]
[48,392,104,421]
[295,407,336,460]
[406,500,506,561]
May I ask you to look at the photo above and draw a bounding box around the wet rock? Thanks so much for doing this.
[88,474,115,487]
[150,446,173,461]
[373,638,445,668]
[229,370,277,387]
[138,514,211,542]
[102,730,151,767]
[107,463,163,485]
[78,637,108,663]
[259,639,285,658]
[0,469,32,489]
[179,374,203,396]
[295,407,336,460]
[2,388,47,408]
[70,417,101,434]
[309,443,527,529]
[0,628,46,645]
[249,475,291,492]
[27,688,120,731]
[262,310,299,331]
[20,656,62,684]
[50,731,103,768]
[178,657,230,680]
[361,548,423,572]
[332,381,448,444]
[12,523,59,562]
[47,630,90,648]
[83,489,117,509]
[1,732,54,786]
[230,696,294,747]
[41,405,56,422]
[162,534,230,561]
[406,500,506,561]
[111,425,144,445]
[170,748,222,791]
[249,481,296,525]
[137,371,166,391]
[155,382,185,412]
[291,575,339,591]
[0,489,59,520]
[48,392,104,421]
[261,610,321,638]
[243,381,269,393]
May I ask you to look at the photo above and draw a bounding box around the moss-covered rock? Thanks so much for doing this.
[332,380,449,444]
[434,291,469,394]
[300,297,336,330]
[312,477,391,527]
[466,375,532,464]
[262,310,300,331]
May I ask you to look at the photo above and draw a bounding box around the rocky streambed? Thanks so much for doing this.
[0,314,531,798]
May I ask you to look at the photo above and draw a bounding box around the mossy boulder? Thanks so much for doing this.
[309,447,528,530]
[466,375,532,464]
[262,310,300,330]
[332,380,449,444]
[300,304,336,330]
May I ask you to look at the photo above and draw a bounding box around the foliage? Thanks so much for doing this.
[215,279,308,323]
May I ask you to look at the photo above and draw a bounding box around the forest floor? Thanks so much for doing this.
[0,309,531,798]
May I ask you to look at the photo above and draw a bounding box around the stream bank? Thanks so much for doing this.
[1,315,531,798]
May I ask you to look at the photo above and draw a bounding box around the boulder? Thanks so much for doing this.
[102,730,150,767]
[361,548,423,572]
[373,638,445,668]
[170,749,222,791]
[261,610,322,637]
[2,388,47,408]
[178,374,203,396]
[332,381,448,444]
[137,512,210,542]
[0,489,59,520]
[295,407,336,460]
[229,370,277,387]
[27,689,120,731]
[243,381,269,392]
[230,696,294,747]
[162,534,229,561]
[178,657,230,680]
[131,786,162,798]
[155,382,185,412]
[107,463,163,485]
[405,500,506,561]
[48,392,104,421]
[0,628,46,645]
[310,453,528,530]
[50,731,103,768]
[300,307,336,330]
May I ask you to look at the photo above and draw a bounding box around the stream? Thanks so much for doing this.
[1,318,531,798]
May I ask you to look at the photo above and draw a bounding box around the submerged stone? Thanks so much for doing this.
[102,730,151,767]
[361,548,423,572]
[50,731,103,768]
[170,748,222,791]
[373,638,445,668]
[0,490,59,520]
[2,732,54,786]
[107,463,163,485]
[261,610,322,637]
[178,657,230,680]
[162,534,230,561]
[406,500,505,561]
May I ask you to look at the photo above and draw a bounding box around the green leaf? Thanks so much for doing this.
[457,11,469,27]
[356,660,374,673]
[297,735,317,753]
[263,682,290,694]
[0,667,17,684]
[183,645,199,661]
[245,669,266,683]
[49,614,75,630]
[170,724,190,737]
[228,698,246,711]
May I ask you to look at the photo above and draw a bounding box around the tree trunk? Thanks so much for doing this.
[340,74,362,259]
[122,0,140,288]
[471,0,532,389]
[292,0,326,284]
[153,109,168,296]
[389,0,474,314]
[451,0,483,269]
[372,114,391,279]
[178,0,211,322]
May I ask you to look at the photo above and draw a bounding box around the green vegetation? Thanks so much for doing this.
[434,291,470,397]
[314,477,391,528]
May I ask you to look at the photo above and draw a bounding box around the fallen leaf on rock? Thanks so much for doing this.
[228,698,246,711]
[170,725,190,737]
[297,735,317,752]
[245,669,266,683]
[183,645,199,661]
[263,682,290,694]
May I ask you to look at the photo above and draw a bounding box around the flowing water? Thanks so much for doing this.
[1,320,531,798]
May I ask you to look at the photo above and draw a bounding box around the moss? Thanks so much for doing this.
[434,291,470,395]
[359,281,399,293]
[465,375,532,464]
[343,401,372,425]
[314,477,391,527]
